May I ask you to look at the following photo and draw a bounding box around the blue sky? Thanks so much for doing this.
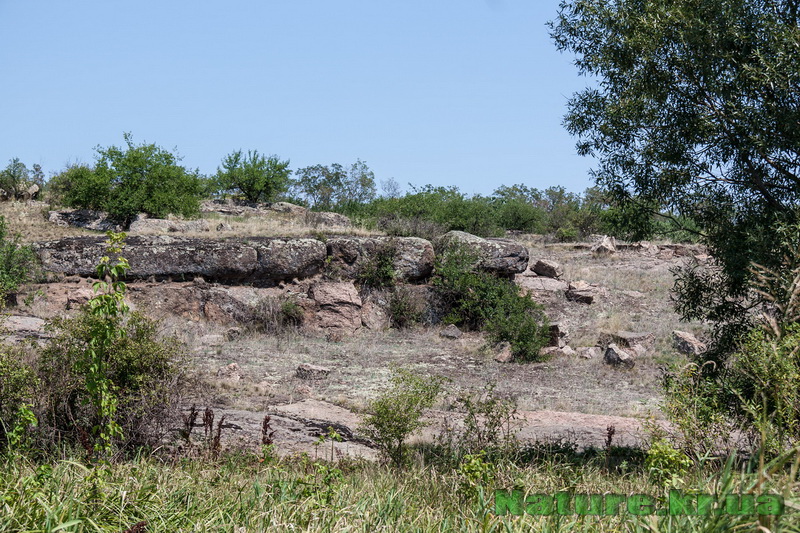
[0,1,596,196]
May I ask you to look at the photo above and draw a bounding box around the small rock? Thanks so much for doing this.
[217,363,241,381]
[440,324,463,339]
[622,290,645,299]
[566,281,595,304]
[216,223,233,232]
[577,346,602,359]
[538,346,562,358]
[672,330,706,355]
[518,277,569,292]
[494,342,514,363]
[296,363,331,380]
[67,288,94,309]
[225,327,243,341]
[561,345,576,356]
[604,343,635,368]
[591,235,617,255]
[533,259,563,279]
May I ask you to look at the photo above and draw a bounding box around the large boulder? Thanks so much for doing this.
[532,259,563,279]
[672,330,707,355]
[305,211,352,227]
[591,235,617,255]
[249,238,327,282]
[326,237,434,281]
[434,231,528,276]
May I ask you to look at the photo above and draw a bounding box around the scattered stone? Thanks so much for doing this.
[48,209,123,232]
[603,343,635,368]
[23,183,40,201]
[296,363,331,380]
[598,331,656,354]
[216,222,233,232]
[440,324,463,339]
[533,259,563,279]
[672,330,707,355]
[591,235,617,255]
[225,327,243,341]
[128,214,211,234]
[577,346,602,359]
[217,363,241,381]
[657,249,675,260]
[565,280,595,304]
[622,290,645,299]
[561,345,576,356]
[494,342,514,363]
[66,287,94,309]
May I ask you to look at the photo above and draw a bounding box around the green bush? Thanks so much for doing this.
[58,133,204,225]
[0,216,37,296]
[215,150,291,203]
[359,368,447,467]
[432,244,549,361]
[388,286,425,329]
[0,347,37,450]
[356,242,397,290]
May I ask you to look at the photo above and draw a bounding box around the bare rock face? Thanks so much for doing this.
[326,237,434,282]
[34,236,326,284]
[591,235,617,255]
[296,363,332,380]
[494,342,514,363]
[434,231,529,277]
[48,209,123,232]
[361,293,390,330]
[549,322,569,347]
[308,281,362,335]
[128,214,211,234]
[672,330,706,355]
[533,259,563,279]
[603,343,635,368]
[250,238,327,282]
[577,346,602,359]
[3,315,49,344]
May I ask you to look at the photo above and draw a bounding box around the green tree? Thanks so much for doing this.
[292,160,377,211]
[551,0,800,353]
[60,134,204,224]
[215,150,291,203]
[0,158,29,196]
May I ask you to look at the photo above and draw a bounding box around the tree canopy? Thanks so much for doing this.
[215,150,291,203]
[551,0,800,351]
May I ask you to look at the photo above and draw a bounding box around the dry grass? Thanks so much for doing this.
[0,200,94,242]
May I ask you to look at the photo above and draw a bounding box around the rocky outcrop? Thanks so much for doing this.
[34,236,326,284]
[48,210,123,232]
[326,236,435,282]
[128,214,212,234]
[200,199,351,227]
[308,281,363,335]
[434,231,528,276]
[603,343,635,368]
[591,235,617,255]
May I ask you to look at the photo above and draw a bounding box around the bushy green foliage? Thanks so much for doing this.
[0,158,43,196]
[57,133,204,224]
[0,348,37,450]
[359,368,447,467]
[292,160,376,211]
[38,234,186,452]
[645,438,692,487]
[432,244,549,361]
[0,216,37,295]
[215,150,291,203]
[356,243,397,290]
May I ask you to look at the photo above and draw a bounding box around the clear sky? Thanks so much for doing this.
[0,1,596,196]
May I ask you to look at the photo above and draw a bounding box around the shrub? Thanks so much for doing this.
[387,286,425,329]
[359,368,447,467]
[215,150,291,203]
[251,296,304,334]
[0,347,37,450]
[645,438,692,486]
[356,242,397,290]
[432,244,549,361]
[37,234,186,454]
[58,133,204,225]
[0,216,37,297]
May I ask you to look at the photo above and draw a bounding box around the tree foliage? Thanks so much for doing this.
[57,133,204,224]
[215,150,291,203]
[552,0,800,353]
[292,160,376,211]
